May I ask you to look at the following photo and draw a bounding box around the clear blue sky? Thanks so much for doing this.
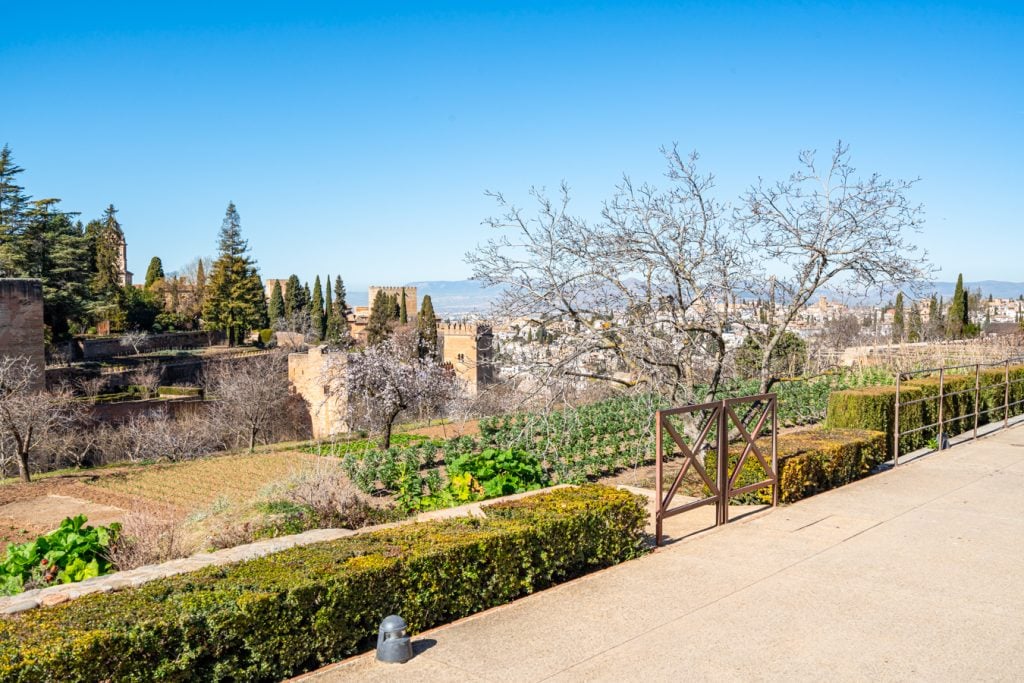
[2,1,1021,289]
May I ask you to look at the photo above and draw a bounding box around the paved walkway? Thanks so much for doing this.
[302,426,1024,681]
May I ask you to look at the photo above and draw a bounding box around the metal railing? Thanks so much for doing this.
[894,357,1024,465]
[654,393,778,545]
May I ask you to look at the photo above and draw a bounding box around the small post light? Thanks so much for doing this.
[376,614,413,664]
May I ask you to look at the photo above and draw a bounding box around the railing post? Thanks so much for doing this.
[894,372,901,466]
[974,363,980,440]
[938,367,945,450]
[771,396,779,507]
[717,403,729,526]
[1005,359,1011,429]
[654,410,663,546]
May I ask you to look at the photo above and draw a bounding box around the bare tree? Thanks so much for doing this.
[738,142,929,392]
[469,142,929,410]
[120,330,149,355]
[76,374,108,402]
[468,147,745,406]
[0,356,81,482]
[205,351,293,452]
[326,335,455,449]
[132,361,163,399]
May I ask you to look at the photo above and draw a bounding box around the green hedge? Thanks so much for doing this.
[826,364,1024,457]
[705,427,887,505]
[0,486,646,683]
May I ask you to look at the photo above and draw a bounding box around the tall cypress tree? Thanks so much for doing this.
[908,303,923,342]
[366,289,393,345]
[268,280,285,324]
[399,287,409,324]
[417,294,439,358]
[195,258,206,308]
[283,274,303,317]
[891,292,905,343]
[326,275,350,344]
[947,274,967,339]
[311,275,325,341]
[145,256,165,288]
[202,202,268,345]
[324,275,334,333]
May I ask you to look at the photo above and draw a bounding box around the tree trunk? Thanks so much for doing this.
[249,426,257,453]
[381,420,393,450]
[17,449,31,483]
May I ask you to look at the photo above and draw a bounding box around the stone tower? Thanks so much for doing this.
[0,279,45,389]
[287,346,349,439]
[438,322,494,395]
[367,285,418,319]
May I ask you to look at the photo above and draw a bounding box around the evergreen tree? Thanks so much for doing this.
[947,274,968,339]
[144,256,164,288]
[311,275,325,341]
[416,295,439,358]
[334,275,348,315]
[324,275,334,333]
[202,202,268,345]
[303,282,312,312]
[366,289,394,345]
[195,258,206,309]
[325,275,351,345]
[5,199,92,339]
[399,287,408,324]
[0,145,30,276]
[92,204,125,297]
[908,303,923,342]
[891,293,905,343]
[284,274,304,316]
[268,279,285,324]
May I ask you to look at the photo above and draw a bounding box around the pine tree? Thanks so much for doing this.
[6,199,92,339]
[268,280,285,324]
[399,287,408,324]
[891,293,905,343]
[366,289,394,345]
[417,295,439,358]
[202,202,268,345]
[284,274,303,316]
[334,275,348,315]
[311,275,325,341]
[91,204,126,298]
[947,274,967,339]
[0,145,30,276]
[144,256,164,288]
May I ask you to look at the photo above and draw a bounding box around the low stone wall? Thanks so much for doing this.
[72,331,223,361]
[0,485,573,616]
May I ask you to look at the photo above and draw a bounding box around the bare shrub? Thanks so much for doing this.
[107,509,196,570]
[270,461,379,529]
[132,361,162,398]
[93,412,218,464]
[76,375,108,402]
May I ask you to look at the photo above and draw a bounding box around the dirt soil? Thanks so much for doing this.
[405,420,481,440]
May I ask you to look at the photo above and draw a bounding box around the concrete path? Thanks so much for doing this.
[301,426,1024,682]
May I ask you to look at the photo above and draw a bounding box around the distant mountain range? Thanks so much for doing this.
[920,281,1024,299]
[347,279,1024,317]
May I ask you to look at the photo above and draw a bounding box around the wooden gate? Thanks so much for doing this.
[654,394,778,545]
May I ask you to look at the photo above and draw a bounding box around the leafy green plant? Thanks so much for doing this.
[447,448,549,498]
[0,515,121,596]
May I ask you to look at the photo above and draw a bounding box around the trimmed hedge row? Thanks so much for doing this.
[825,364,1024,456]
[0,486,647,682]
[705,427,887,505]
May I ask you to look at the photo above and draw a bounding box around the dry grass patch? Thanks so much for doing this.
[88,451,325,512]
